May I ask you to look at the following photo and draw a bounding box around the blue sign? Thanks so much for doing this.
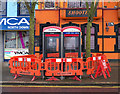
[63,32,80,34]
[0,17,30,30]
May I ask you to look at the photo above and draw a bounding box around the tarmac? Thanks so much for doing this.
[1,60,120,86]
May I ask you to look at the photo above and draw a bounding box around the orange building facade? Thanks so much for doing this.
[35,0,120,60]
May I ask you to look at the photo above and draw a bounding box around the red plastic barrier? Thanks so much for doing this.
[86,56,97,75]
[96,53,111,71]
[94,55,111,79]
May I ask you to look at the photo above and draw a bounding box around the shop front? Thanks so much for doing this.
[35,8,101,58]
[0,17,30,61]
[35,6,119,60]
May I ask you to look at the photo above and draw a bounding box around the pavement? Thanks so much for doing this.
[1,60,120,86]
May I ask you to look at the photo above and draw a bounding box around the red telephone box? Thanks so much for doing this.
[43,26,61,61]
[62,26,81,58]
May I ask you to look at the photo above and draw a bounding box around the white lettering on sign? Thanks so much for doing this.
[8,26,18,29]
[63,28,80,32]
[44,28,61,32]
[0,18,6,25]
[18,18,29,25]
[7,18,18,25]
[0,18,30,26]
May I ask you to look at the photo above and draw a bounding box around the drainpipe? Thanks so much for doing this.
[102,1,104,54]
[58,8,60,27]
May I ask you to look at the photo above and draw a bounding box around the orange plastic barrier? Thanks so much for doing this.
[45,58,63,77]
[8,53,111,81]
[9,55,44,81]
[44,58,84,81]
[64,58,83,76]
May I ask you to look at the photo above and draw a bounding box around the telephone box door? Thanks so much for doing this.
[43,26,61,61]
[62,26,81,58]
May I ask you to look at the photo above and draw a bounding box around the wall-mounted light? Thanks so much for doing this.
[106,23,109,32]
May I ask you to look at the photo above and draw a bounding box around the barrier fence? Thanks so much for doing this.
[9,53,111,81]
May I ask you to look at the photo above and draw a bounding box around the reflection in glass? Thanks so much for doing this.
[84,27,95,49]
[5,32,16,48]
[20,2,29,15]
[118,27,120,49]
[118,36,120,49]
[18,31,29,48]
[85,35,95,49]
[64,37,79,51]
[0,0,6,15]
[46,37,59,52]
[45,0,55,8]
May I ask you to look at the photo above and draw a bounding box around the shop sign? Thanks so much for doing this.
[66,9,97,17]
[4,48,29,59]
[0,17,30,30]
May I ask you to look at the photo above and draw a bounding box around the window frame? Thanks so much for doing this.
[0,1,7,16]
[67,0,93,8]
[44,0,55,9]
[115,23,120,52]
[84,26,95,50]
[81,23,99,52]
[68,0,82,8]
[17,2,30,16]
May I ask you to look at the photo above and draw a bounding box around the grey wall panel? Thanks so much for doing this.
[0,32,3,62]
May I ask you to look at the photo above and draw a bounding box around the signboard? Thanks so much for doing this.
[0,17,30,30]
[43,26,61,32]
[4,48,29,59]
[66,9,97,17]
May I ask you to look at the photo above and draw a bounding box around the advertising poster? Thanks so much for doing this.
[4,48,29,59]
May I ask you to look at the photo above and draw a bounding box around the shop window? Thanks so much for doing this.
[68,0,92,8]
[5,31,29,48]
[0,0,7,16]
[44,0,55,8]
[18,2,29,16]
[17,31,29,48]
[5,32,16,48]
[84,27,95,49]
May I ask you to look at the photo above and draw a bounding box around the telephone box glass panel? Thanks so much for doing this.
[46,37,59,52]
[64,37,79,52]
